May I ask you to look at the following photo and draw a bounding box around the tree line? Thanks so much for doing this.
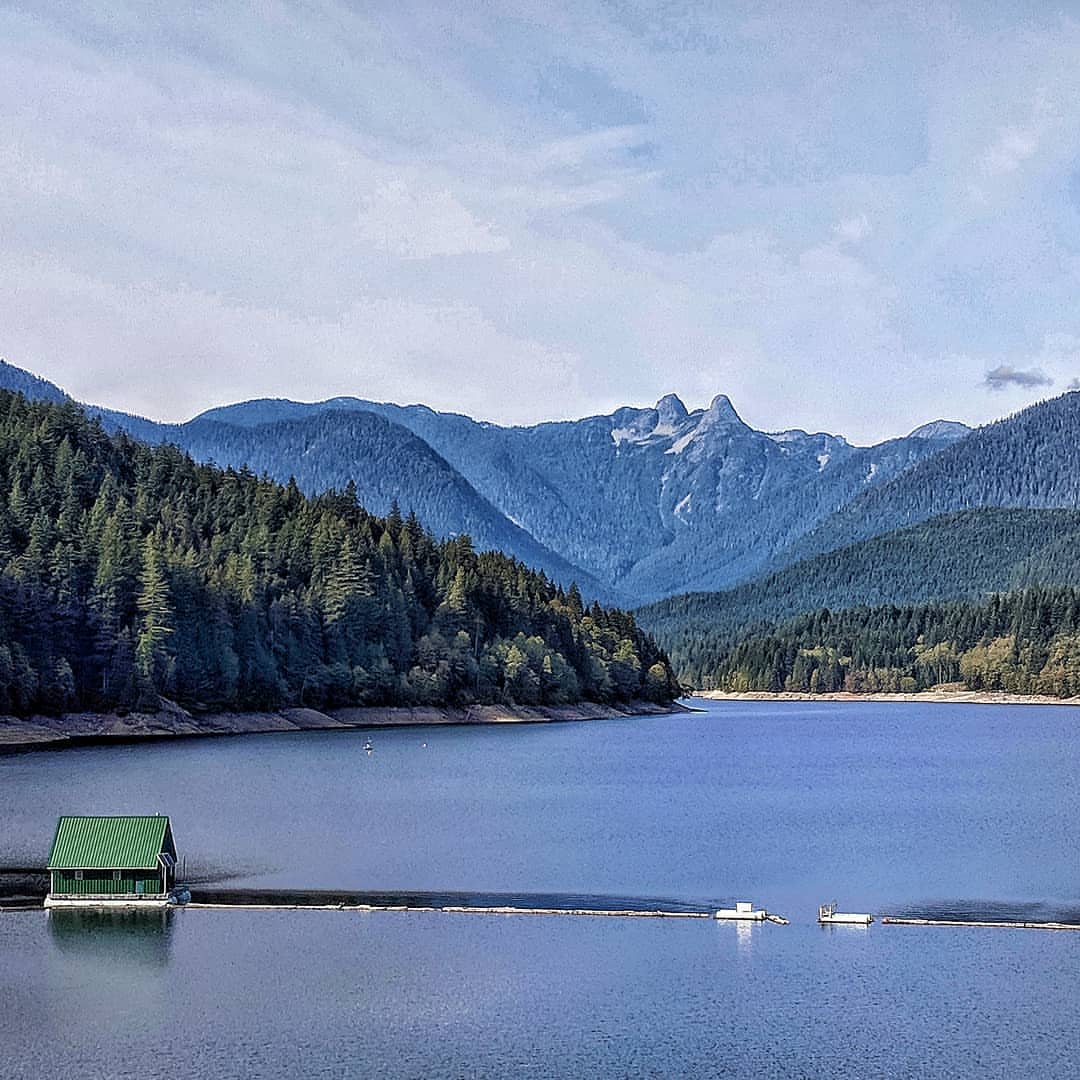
[0,391,678,716]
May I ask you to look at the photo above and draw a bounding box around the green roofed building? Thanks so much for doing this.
[46,816,178,907]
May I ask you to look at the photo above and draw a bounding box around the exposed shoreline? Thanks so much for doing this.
[0,698,688,752]
[694,689,1080,707]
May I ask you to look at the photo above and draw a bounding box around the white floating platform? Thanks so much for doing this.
[819,903,873,925]
[714,901,768,921]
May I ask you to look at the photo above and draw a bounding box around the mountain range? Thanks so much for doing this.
[0,359,977,603]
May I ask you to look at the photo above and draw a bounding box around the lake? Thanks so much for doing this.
[1,698,1079,1078]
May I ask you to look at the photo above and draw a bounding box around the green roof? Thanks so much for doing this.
[47,816,172,870]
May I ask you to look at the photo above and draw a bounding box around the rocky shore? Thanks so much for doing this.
[696,689,1080,706]
[0,698,688,751]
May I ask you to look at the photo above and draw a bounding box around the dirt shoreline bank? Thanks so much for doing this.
[0,698,688,752]
[694,689,1080,706]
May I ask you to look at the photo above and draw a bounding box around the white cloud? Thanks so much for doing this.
[355,180,509,260]
[0,252,581,424]
[833,215,871,244]
[979,127,1040,177]
[4,3,1080,445]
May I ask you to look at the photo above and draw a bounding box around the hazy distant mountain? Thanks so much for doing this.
[0,359,67,404]
[0,359,969,601]
[180,411,605,596]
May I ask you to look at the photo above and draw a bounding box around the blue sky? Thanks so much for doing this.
[3,1,1080,441]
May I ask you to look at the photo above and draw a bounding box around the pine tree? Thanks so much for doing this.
[135,532,174,704]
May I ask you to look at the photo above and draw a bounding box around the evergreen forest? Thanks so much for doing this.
[0,391,678,716]
[689,587,1080,697]
[639,506,1080,682]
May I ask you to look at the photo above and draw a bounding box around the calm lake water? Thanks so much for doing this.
[2,698,1079,1078]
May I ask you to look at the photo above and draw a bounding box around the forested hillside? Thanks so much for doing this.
[0,391,678,717]
[693,588,1080,698]
[639,507,1080,682]
[179,410,607,599]
[773,391,1080,569]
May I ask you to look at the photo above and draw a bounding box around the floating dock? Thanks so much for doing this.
[713,901,788,924]
[714,901,767,921]
[185,890,794,923]
[819,902,873,925]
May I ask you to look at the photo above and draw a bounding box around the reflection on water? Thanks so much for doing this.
[735,918,754,955]
[48,907,174,968]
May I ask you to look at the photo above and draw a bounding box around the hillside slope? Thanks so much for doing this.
[639,507,1080,684]
[0,391,678,716]
[193,389,962,597]
[772,392,1080,570]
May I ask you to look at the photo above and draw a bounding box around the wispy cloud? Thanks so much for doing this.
[355,180,509,260]
[833,215,871,244]
[4,3,1080,440]
[984,365,1053,391]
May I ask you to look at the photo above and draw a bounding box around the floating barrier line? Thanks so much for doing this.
[183,902,713,918]
[882,917,1080,931]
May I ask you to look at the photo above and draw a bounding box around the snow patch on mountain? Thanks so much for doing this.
[666,430,696,455]
[908,419,971,441]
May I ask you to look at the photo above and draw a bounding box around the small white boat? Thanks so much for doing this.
[818,902,873,925]
[363,740,373,754]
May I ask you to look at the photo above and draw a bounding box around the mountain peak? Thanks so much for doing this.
[704,393,744,426]
[655,393,689,426]
[908,419,971,441]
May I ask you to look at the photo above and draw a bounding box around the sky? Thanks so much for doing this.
[4,2,1080,442]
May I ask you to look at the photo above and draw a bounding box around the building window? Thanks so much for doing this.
[113,870,121,881]
[74,870,83,880]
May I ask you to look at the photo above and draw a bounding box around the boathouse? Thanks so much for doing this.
[46,816,177,907]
